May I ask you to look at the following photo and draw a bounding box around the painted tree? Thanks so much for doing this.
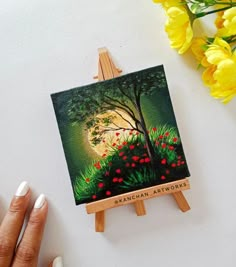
[67,66,167,164]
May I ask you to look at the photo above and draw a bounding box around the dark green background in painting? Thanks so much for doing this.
[51,65,189,203]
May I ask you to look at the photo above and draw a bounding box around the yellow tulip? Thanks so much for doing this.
[215,11,225,29]
[205,37,232,65]
[165,6,193,54]
[211,56,236,103]
[215,7,236,36]
[223,7,236,35]
[202,65,217,86]
[153,0,181,9]
[191,38,210,67]
[202,38,236,103]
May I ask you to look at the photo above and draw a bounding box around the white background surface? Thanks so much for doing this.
[0,1,235,266]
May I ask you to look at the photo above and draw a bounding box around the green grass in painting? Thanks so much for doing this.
[73,125,189,203]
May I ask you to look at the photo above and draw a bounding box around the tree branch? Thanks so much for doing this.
[103,95,136,118]
[113,110,135,129]
[102,126,134,132]
[102,100,140,124]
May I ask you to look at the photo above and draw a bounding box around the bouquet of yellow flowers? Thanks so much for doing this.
[153,0,236,103]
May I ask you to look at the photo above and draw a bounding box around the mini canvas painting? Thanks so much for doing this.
[51,65,190,205]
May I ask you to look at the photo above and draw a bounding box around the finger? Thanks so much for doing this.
[48,256,63,267]
[0,181,30,267]
[12,194,48,267]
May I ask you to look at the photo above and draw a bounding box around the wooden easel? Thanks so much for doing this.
[86,47,191,232]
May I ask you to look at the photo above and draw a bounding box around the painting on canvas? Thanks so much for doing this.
[51,65,190,205]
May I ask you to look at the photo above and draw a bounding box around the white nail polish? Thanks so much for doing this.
[34,194,46,209]
[15,181,29,196]
[52,256,63,267]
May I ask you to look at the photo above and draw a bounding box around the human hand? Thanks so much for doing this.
[0,181,63,267]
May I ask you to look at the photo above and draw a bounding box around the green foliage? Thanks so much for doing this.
[121,168,159,190]
[187,0,230,14]
[66,66,167,146]
[73,125,189,204]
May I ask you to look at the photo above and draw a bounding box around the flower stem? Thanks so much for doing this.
[214,1,235,4]
[196,6,234,18]
[223,35,236,43]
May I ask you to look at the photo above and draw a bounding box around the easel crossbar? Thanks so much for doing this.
[86,178,190,214]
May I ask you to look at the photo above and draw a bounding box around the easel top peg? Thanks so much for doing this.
[93,47,122,81]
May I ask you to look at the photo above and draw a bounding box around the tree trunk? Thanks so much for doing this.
[135,100,156,167]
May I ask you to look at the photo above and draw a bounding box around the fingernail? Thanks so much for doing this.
[52,256,63,267]
[15,181,29,196]
[34,194,46,209]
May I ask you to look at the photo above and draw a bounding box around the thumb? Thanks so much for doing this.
[48,256,63,267]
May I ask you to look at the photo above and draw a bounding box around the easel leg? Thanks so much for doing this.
[95,210,105,232]
[134,200,146,216]
[172,191,190,212]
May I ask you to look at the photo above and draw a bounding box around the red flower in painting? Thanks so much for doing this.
[161,143,167,149]
[105,171,109,176]
[129,132,133,135]
[139,159,145,164]
[102,139,106,143]
[129,145,135,150]
[159,135,163,139]
[119,151,124,157]
[165,132,170,137]
[132,156,140,162]
[144,145,147,149]
[143,153,147,157]
[166,169,170,174]
[147,130,150,134]
[136,132,140,136]
[171,163,176,168]
[152,127,157,132]
[98,183,104,188]
[177,155,181,159]
[118,178,123,183]
[117,145,123,150]
[92,195,97,200]
[161,175,166,180]
[112,143,116,147]
[181,161,185,165]
[116,132,120,136]
[123,141,127,146]
[113,177,118,182]
[173,137,178,143]
[161,159,166,165]
[102,154,106,158]
[116,169,121,174]
[168,146,174,150]
[94,162,101,169]
[131,163,136,167]
[125,163,130,167]
[85,178,90,183]
[116,138,120,142]
[155,141,159,146]
[144,157,151,163]
[108,162,112,166]
[106,191,111,196]
[122,156,128,160]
